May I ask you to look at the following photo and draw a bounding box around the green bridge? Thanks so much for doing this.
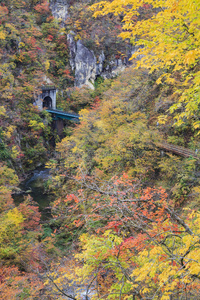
[46,109,80,121]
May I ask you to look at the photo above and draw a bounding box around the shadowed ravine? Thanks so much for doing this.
[13,168,54,220]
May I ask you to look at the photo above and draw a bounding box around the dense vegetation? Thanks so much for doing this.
[0,0,200,299]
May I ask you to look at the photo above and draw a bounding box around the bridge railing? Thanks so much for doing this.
[156,141,199,160]
[46,108,80,120]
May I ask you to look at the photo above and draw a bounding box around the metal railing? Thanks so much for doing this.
[156,141,199,160]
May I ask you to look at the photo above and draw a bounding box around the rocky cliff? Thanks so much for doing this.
[50,0,134,89]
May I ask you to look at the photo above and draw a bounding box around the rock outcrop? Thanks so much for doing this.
[50,0,134,89]
[67,35,97,89]
[67,34,131,89]
[50,0,69,24]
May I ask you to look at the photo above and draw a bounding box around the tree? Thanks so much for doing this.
[0,165,47,298]
[0,0,73,173]
[50,67,161,186]
[0,265,43,300]
[47,173,200,299]
[91,0,200,130]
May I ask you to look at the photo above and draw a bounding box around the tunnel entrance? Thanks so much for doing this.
[43,96,52,109]
[34,86,57,111]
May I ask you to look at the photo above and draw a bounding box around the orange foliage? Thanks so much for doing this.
[0,265,43,299]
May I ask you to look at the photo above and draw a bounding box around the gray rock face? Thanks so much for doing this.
[49,0,69,24]
[67,33,76,71]
[67,34,130,89]
[96,51,105,75]
[50,0,135,89]
[75,40,97,89]
[67,36,97,89]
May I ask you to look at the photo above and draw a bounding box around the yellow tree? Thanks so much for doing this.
[91,0,200,129]
[72,210,200,300]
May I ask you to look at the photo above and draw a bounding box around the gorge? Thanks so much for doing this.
[0,0,200,299]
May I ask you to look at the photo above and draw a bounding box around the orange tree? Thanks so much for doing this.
[47,172,200,299]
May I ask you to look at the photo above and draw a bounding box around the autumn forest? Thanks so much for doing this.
[0,0,200,299]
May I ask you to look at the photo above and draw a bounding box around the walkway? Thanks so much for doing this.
[156,141,199,160]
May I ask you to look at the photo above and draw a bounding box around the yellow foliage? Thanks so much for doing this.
[3,125,16,139]
[0,163,19,187]
[193,121,200,129]
[44,60,50,71]
[28,120,45,130]
[19,41,25,48]
[0,207,24,257]
[0,28,6,39]
[44,208,200,299]
[129,210,200,298]
[91,0,200,129]
[11,145,20,160]
[0,106,6,116]
[184,49,199,65]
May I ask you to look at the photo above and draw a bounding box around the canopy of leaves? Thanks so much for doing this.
[91,0,200,130]
[53,68,161,180]
[1,0,200,299]
[0,0,74,173]
[47,173,200,299]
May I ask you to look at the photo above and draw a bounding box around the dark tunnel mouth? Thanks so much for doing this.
[43,96,52,109]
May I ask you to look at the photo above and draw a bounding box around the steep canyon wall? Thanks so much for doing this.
[50,0,135,89]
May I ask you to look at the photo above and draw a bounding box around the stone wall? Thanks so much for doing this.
[34,88,57,111]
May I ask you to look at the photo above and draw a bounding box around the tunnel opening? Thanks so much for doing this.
[43,96,52,109]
